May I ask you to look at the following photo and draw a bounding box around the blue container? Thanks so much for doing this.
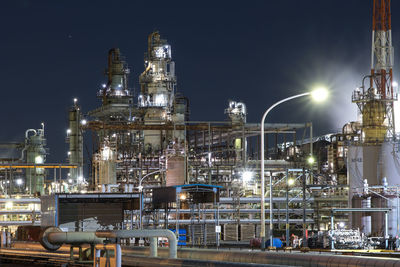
[265,238,283,248]
[171,229,187,246]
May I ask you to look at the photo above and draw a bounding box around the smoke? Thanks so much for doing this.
[289,56,365,134]
[394,93,400,134]
[322,63,360,131]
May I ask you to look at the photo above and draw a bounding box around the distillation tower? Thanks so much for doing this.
[67,99,84,185]
[350,0,400,237]
[24,125,47,195]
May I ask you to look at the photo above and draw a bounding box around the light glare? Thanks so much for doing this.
[242,171,253,182]
[307,156,315,165]
[310,87,329,102]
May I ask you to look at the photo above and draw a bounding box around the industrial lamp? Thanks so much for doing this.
[260,86,329,249]
[310,87,329,102]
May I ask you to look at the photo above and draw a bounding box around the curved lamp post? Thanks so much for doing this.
[138,169,165,229]
[260,87,328,249]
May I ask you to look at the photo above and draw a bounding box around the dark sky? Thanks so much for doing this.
[0,0,399,163]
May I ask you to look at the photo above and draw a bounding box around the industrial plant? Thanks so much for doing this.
[0,0,400,266]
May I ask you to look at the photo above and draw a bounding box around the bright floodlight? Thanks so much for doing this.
[35,155,44,164]
[288,178,295,186]
[5,202,13,209]
[242,171,253,182]
[310,87,328,102]
[16,179,23,185]
[307,156,315,165]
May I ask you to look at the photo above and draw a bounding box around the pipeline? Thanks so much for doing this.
[123,246,400,267]
[20,129,37,161]
[25,129,37,139]
[40,227,177,259]
[39,227,104,251]
[147,31,160,57]
[96,229,177,259]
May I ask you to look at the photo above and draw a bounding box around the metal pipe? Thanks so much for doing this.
[25,129,37,139]
[150,237,157,257]
[147,209,313,215]
[285,169,289,247]
[397,187,399,238]
[40,227,104,251]
[47,232,103,244]
[302,168,307,247]
[385,211,389,249]
[126,218,314,224]
[331,211,335,249]
[96,229,177,259]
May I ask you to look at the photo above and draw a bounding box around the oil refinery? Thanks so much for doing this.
[1,0,400,266]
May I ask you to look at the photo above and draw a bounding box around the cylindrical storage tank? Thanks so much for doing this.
[380,141,400,185]
[379,141,400,237]
[99,160,116,185]
[371,196,386,236]
[361,197,371,235]
[387,195,399,237]
[166,156,185,186]
[98,145,117,185]
[351,196,362,231]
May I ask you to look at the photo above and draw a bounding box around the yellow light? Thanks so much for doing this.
[179,193,186,201]
[288,178,295,186]
[310,87,329,102]
[5,202,13,210]
[307,156,315,165]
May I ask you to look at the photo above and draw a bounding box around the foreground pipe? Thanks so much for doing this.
[96,229,177,259]
[150,237,157,257]
[40,227,104,251]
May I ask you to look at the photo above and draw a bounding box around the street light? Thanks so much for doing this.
[260,87,328,250]
[138,169,165,229]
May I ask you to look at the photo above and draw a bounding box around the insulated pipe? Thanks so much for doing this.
[40,227,105,251]
[96,229,177,259]
[150,237,157,257]
[25,129,37,139]
[48,232,104,244]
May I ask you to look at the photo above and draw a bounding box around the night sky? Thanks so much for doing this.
[0,0,399,163]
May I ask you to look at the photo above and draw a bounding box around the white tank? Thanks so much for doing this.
[380,141,400,185]
[361,197,371,235]
[378,142,400,237]
[347,145,381,234]
[166,156,185,186]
